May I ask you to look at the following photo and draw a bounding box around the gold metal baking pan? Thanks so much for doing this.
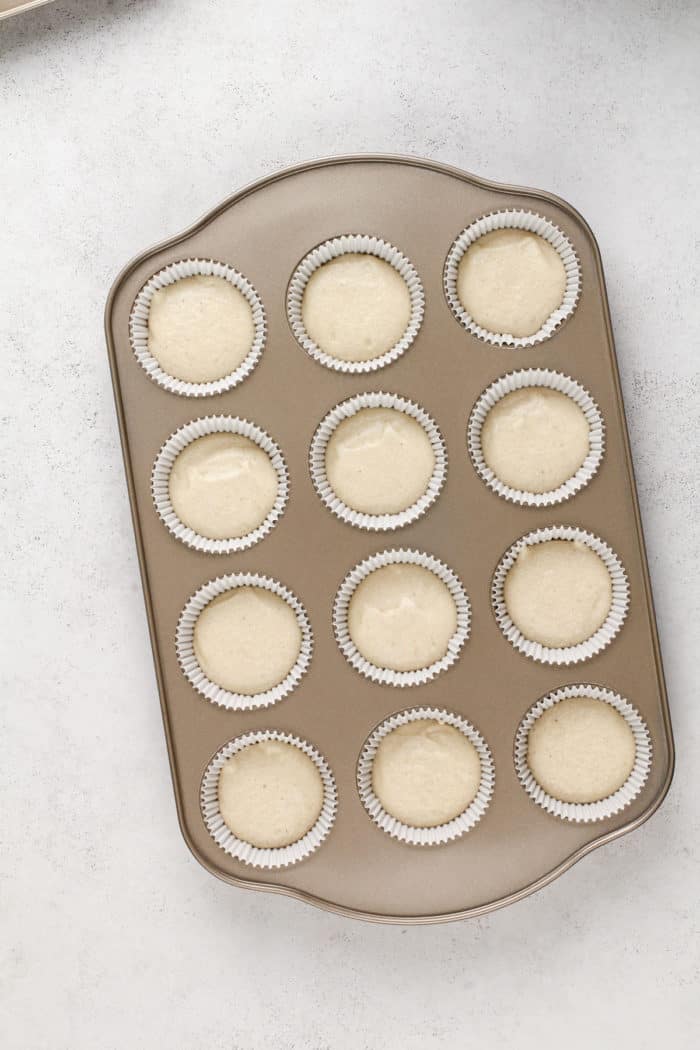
[105,155,674,923]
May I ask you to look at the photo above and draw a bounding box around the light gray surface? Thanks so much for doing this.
[1,1,699,1047]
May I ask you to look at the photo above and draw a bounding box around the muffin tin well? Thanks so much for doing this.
[105,155,673,923]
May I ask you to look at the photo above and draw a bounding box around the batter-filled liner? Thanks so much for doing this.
[468,369,604,506]
[177,574,312,710]
[357,707,494,845]
[310,391,447,530]
[287,234,424,373]
[333,548,470,687]
[514,685,652,822]
[201,730,337,868]
[444,210,581,348]
[492,526,629,664]
[151,416,288,554]
[129,258,266,397]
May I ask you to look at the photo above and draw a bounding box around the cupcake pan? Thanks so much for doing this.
[0,0,54,18]
[105,155,673,923]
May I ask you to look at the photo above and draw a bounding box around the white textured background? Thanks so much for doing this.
[1,1,699,1047]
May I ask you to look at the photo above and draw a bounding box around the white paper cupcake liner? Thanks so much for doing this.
[443,210,581,348]
[309,392,447,531]
[176,574,312,710]
[514,685,652,823]
[201,730,337,868]
[468,369,605,506]
[286,234,425,373]
[333,549,471,687]
[357,707,495,846]
[151,416,289,554]
[129,258,266,397]
[491,526,629,665]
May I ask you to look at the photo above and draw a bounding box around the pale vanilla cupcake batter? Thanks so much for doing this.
[218,740,324,848]
[457,229,566,338]
[481,387,590,493]
[372,719,481,827]
[301,254,411,362]
[194,587,302,695]
[169,432,278,540]
[504,540,612,648]
[348,563,457,672]
[325,408,435,515]
[148,275,255,382]
[527,697,636,803]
